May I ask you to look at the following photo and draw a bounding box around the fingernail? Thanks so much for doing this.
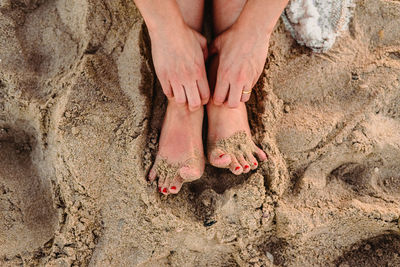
[235,166,240,171]
[162,188,167,193]
[219,154,224,158]
[245,165,249,169]
[171,186,177,190]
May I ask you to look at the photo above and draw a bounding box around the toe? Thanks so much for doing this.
[179,165,202,181]
[237,153,251,173]
[245,151,258,170]
[229,155,243,175]
[148,167,157,182]
[169,175,184,194]
[254,145,268,161]
[158,175,170,195]
[209,148,231,168]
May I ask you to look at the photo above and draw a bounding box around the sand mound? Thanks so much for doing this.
[0,0,399,265]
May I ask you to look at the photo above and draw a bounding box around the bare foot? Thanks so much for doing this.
[149,100,205,195]
[207,101,267,175]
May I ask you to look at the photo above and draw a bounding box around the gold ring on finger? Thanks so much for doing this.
[242,90,252,94]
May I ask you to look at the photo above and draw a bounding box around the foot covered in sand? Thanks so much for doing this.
[149,100,205,195]
[207,101,267,175]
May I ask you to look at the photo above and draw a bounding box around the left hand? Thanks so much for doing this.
[210,24,271,108]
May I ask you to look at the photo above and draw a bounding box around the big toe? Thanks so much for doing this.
[209,148,231,168]
[179,165,203,181]
[148,167,157,182]
[168,175,184,194]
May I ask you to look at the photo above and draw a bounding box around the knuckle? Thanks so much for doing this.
[228,101,239,108]
[190,103,201,110]
[243,95,251,102]
[236,70,247,83]
[175,97,186,104]
[214,95,225,103]
[192,64,203,78]
[163,89,172,97]
[218,69,230,81]
[202,91,210,99]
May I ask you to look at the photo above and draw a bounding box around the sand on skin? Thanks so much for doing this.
[0,0,399,266]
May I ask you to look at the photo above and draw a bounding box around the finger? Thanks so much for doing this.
[240,84,252,102]
[209,39,219,56]
[227,82,243,108]
[213,78,229,105]
[197,75,210,105]
[184,82,201,111]
[194,31,209,60]
[171,81,187,105]
[203,45,208,61]
[159,78,173,99]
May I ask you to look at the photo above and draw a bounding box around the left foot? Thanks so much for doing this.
[207,101,267,175]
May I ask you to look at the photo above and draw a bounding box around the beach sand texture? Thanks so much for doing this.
[0,0,399,266]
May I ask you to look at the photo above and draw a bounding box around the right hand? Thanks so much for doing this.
[149,23,210,111]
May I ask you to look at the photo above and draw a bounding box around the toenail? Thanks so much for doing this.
[162,188,167,193]
[171,186,176,190]
[235,166,240,171]
[219,154,224,158]
[158,187,161,192]
[245,165,249,169]
[254,162,257,166]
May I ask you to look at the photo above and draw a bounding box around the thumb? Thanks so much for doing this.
[194,31,209,60]
[209,38,219,56]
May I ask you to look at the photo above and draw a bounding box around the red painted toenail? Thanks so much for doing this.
[254,162,257,166]
[235,166,240,171]
[158,187,161,192]
[162,188,167,193]
[219,154,224,158]
[171,186,177,190]
[245,165,249,169]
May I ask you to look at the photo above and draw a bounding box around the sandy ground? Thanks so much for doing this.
[0,0,399,266]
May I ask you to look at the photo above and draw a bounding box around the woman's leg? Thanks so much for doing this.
[176,0,204,32]
[149,0,206,195]
[206,0,267,175]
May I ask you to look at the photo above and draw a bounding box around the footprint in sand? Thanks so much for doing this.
[0,127,57,260]
[335,231,400,266]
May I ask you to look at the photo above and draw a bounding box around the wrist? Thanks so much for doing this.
[234,0,288,37]
[231,17,271,44]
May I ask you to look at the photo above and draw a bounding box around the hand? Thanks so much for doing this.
[149,23,210,111]
[210,24,271,108]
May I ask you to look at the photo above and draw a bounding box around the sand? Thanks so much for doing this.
[0,0,399,266]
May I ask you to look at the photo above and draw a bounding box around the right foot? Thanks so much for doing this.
[148,100,205,195]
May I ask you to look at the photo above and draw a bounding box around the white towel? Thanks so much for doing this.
[282,0,355,52]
